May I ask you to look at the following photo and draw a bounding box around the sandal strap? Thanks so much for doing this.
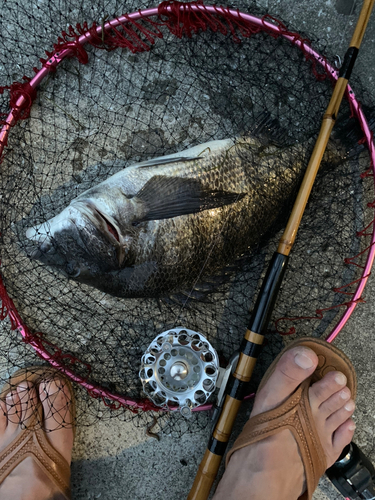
[0,422,71,499]
[226,378,326,500]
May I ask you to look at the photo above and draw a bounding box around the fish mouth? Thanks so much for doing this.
[72,201,121,244]
[71,200,127,267]
[93,208,120,242]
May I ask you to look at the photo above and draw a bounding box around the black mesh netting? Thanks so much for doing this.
[0,1,374,435]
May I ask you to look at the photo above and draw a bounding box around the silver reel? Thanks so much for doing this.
[139,327,219,417]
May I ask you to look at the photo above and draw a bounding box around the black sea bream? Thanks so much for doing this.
[26,134,310,297]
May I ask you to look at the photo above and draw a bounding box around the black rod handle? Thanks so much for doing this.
[248,252,289,334]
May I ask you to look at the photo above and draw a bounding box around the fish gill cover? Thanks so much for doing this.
[0,0,374,434]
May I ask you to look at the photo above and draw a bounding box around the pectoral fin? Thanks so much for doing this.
[134,175,245,222]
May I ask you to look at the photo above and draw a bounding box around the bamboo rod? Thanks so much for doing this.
[278,78,354,255]
[188,1,375,499]
[277,116,335,255]
[278,0,374,256]
[350,0,374,46]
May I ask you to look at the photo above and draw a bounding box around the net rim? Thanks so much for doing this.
[0,3,374,412]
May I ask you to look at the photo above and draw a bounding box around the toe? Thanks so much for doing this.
[5,390,21,428]
[326,400,355,434]
[17,382,39,428]
[40,377,73,431]
[330,419,356,466]
[39,376,74,466]
[0,399,7,432]
[317,386,351,419]
[252,346,318,416]
[309,371,347,411]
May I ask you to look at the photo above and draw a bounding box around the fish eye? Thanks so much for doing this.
[66,261,81,278]
[39,239,54,253]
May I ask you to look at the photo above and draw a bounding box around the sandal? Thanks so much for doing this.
[0,366,76,500]
[225,337,357,500]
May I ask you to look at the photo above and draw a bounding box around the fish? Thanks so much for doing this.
[26,123,312,298]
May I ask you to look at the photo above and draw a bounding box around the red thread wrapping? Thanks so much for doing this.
[158,1,261,42]
[333,274,371,295]
[276,299,365,335]
[0,280,19,330]
[356,220,375,238]
[275,243,373,334]
[360,168,374,178]
[101,397,126,411]
[351,100,375,178]
[275,242,375,334]
[0,77,37,163]
[262,14,333,82]
[0,79,37,123]
[344,243,375,267]
[25,332,93,374]
[0,3,336,165]
[158,1,213,38]
[138,399,162,412]
[0,271,92,372]
[85,388,133,413]
[75,18,164,53]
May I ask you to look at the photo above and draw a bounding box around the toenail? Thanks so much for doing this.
[6,392,14,401]
[17,381,32,392]
[344,401,355,412]
[54,379,63,389]
[348,422,356,431]
[294,349,315,369]
[334,373,347,386]
[340,390,350,400]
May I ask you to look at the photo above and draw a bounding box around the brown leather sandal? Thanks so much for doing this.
[0,367,75,500]
[225,337,357,500]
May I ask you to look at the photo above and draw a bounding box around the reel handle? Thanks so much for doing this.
[326,442,375,499]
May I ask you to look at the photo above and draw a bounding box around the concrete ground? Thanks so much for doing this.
[1,0,375,499]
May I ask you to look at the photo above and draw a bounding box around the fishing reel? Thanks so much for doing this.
[140,327,220,417]
[327,442,375,499]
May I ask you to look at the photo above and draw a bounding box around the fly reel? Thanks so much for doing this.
[139,328,219,417]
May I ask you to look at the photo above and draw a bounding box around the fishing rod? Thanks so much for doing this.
[187,1,375,498]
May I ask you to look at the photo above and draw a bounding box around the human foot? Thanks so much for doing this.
[0,370,74,500]
[213,344,356,500]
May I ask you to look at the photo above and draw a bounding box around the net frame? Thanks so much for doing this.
[0,1,374,414]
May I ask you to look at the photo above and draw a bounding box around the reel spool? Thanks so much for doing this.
[140,328,219,417]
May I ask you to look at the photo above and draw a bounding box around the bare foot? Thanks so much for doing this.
[213,346,356,500]
[0,375,74,500]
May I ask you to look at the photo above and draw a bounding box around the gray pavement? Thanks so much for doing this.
[1,0,375,499]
